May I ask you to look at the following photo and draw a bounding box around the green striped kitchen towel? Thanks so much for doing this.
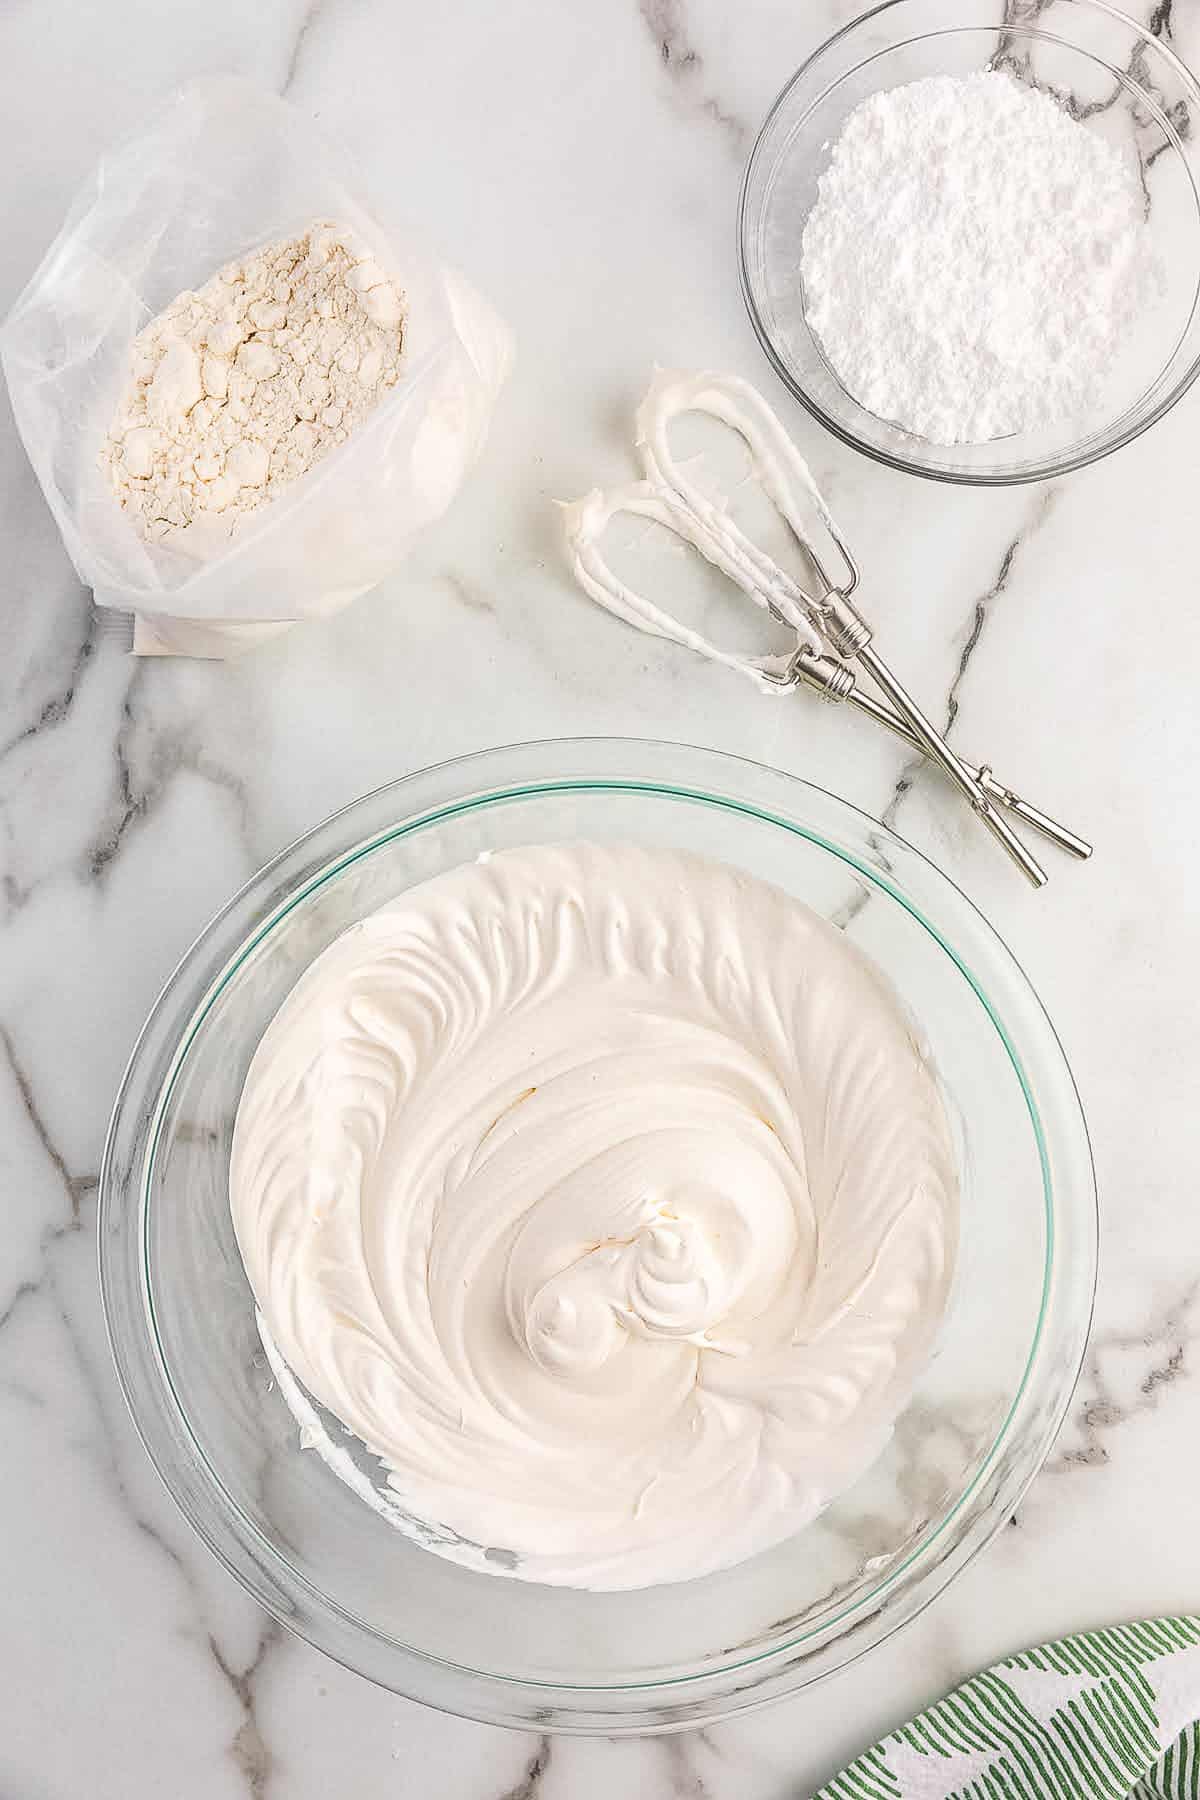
[819,1616,1200,1799]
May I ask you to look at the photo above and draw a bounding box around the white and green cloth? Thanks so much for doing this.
[820,1617,1200,1800]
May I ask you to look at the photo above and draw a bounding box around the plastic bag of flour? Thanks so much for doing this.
[0,76,512,657]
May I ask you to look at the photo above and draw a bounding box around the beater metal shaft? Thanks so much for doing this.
[788,650,1090,860]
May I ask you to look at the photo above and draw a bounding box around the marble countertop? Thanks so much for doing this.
[3,1,1199,1794]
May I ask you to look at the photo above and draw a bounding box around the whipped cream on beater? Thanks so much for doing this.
[230,843,957,1589]
[562,370,846,690]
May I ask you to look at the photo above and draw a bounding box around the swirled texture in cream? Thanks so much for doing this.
[230,844,957,1589]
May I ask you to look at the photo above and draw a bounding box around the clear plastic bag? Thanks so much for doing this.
[0,76,513,656]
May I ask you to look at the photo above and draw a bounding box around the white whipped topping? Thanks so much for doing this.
[230,844,958,1589]
[562,369,850,690]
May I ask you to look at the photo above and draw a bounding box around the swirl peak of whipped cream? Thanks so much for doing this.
[230,843,958,1589]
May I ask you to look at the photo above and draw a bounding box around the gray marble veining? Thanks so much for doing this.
[1,0,1198,1795]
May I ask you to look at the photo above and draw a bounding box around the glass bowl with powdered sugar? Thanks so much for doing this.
[99,740,1096,1731]
[739,0,1200,484]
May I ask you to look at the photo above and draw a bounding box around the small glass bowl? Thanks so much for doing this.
[99,740,1096,1732]
[739,0,1200,484]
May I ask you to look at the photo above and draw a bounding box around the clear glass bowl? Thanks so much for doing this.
[739,0,1200,484]
[99,740,1096,1732]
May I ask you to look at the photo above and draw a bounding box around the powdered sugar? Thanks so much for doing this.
[799,72,1154,445]
[101,222,406,540]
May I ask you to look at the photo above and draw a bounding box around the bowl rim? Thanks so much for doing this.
[737,0,1200,487]
[99,736,1098,1732]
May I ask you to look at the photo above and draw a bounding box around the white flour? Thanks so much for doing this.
[101,222,406,539]
[799,72,1154,445]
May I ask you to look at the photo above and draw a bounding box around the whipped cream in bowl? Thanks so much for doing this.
[230,842,958,1590]
[100,741,1095,1727]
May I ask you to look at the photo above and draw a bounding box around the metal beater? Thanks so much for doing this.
[563,371,1090,883]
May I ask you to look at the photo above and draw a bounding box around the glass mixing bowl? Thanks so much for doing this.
[739,0,1200,484]
[100,740,1096,1732]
